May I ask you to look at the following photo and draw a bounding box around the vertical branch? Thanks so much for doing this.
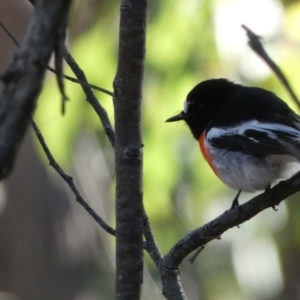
[114,0,147,299]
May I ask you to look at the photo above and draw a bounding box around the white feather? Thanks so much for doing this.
[183,99,188,113]
[203,121,300,192]
[206,120,300,141]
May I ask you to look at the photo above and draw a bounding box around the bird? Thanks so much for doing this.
[166,78,300,208]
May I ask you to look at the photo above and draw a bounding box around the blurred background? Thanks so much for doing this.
[0,0,300,299]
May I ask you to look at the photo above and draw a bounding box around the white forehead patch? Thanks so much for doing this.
[183,99,188,113]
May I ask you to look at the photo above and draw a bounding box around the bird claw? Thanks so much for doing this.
[271,205,278,211]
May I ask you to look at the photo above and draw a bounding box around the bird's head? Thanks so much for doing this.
[166,78,237,139]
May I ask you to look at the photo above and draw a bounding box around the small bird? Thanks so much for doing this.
[166,78,300,208]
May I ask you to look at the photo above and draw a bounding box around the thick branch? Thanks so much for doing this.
[0,0,72,179]
[114,0,147,299]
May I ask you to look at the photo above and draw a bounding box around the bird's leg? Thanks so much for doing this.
[230,189,242,210]
[265,184,277,211]
[229,189,242,228]
[265,184,271,192]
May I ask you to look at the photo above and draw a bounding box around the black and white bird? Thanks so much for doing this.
[166,78,300,207]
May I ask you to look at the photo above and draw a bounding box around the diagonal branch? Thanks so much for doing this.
[0,17,114,97]
[160,173,300,299]
[242,24,300,110]
[63,48,115,147]
[31,119,116,236]
[48,65,114,96]
[30,0,115,147]
[143,212,162,267]
[0,0,115,228]
[149,24,300,300]
[160,28,300,294]
[0,0,72,180]
[0,20,114,106]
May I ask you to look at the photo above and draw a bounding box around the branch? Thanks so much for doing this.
[160,173,300,299]
[49,65,114,96]
[0,0,72,180]
[0,5,114,161]
[52,14,68,114]
[0,3,116,230]
[114,0,147,298]
[31,119,116,236]
[63,48,115,147]
[0,20,114,104]
[143,212,163,267]
[241,24,300,110]
[145,23,300,300]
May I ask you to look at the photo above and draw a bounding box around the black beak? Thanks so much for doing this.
[165,112,186,122]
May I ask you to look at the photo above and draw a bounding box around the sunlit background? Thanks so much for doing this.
[0,0,300,299]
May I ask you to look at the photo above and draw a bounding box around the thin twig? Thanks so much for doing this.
[63,47,115,147]
[49,65,114,96]
[0,20,20,46]
[242,24,300,110]
[31,118,116,236]
[0,20,113,97]
[143,211,162,267]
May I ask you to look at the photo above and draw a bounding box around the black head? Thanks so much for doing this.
[166,78,239,139]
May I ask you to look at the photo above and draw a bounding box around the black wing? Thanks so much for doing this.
[209,123,300,156]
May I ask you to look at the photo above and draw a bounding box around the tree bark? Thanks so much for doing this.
[0,0,72,179]
[114,0,147,299]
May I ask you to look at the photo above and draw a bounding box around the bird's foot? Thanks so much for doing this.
[230,189,242,210]
[229,189,242,228]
